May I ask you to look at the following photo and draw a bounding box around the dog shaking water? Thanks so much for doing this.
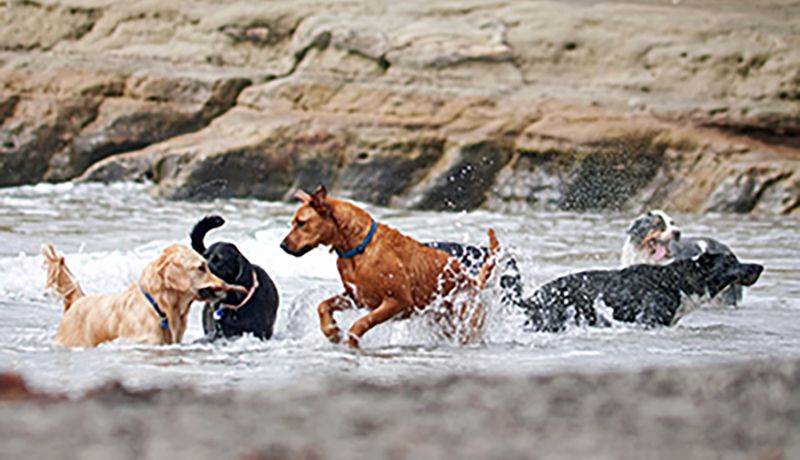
[191,215,279,341]
[522,252,763,332]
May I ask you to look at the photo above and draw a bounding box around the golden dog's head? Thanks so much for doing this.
[281,186,339,257]
[142,244,239,300]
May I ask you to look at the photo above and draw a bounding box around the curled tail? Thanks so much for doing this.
[190,215,225,254]
[40,243,85,311]
[476,229,500,289]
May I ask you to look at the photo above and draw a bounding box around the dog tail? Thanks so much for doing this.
[476,229,500,289]
[191,215,225,254]
[40,243,85,312]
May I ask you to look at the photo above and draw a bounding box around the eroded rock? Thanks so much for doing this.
[0,53,250,185]
[1,0,799,214]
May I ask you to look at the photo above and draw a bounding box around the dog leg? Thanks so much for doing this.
[347,298,405,349]
[467,307,487,344]
[318,295,352,344]
[461,301,486,345]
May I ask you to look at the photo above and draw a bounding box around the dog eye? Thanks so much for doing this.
[198,265,207,273]
[297,220,306,228]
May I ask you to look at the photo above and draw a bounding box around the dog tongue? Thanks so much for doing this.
[651,243,668,262]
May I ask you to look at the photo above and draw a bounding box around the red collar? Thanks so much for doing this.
[230,269,259,309]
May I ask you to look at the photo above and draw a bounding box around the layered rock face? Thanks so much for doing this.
[1,0,798,214]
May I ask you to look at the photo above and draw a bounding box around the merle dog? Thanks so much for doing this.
[522,252,763,332]
[621,210,753,306]
[191,215,279,341]
[425,242,523,308]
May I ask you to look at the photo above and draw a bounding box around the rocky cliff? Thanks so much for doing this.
[1,0,798,214]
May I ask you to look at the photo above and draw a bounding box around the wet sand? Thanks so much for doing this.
[1,358,797,460]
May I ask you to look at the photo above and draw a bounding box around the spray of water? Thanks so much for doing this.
[0,183,797,394]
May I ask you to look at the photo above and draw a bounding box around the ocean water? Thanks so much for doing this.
[0,182,797,395]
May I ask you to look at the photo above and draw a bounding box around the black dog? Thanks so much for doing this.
[668,237,745,306]
[425,242,523,308]
[521,252,763,332]
[191,215,279,341]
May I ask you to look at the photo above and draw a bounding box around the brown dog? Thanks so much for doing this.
[42,243,243,348]
[280,186,499,348]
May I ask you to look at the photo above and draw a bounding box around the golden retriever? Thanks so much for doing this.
[41,243,242,348]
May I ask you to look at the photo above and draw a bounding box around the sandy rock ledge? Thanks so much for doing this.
[1,0,798,214]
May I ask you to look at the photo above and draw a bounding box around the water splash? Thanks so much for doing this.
[0,183,798,394]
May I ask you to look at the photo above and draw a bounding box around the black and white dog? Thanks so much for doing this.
[620,210,681,267]
[621,210,754,306]
[425,242,524,308]
[191,216,280,341]
[521,252,763,332]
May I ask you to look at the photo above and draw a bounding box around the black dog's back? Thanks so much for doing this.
[522,253,763,332]
[523,270,614,332]
[191,215,280,341]
[203,265,280,340]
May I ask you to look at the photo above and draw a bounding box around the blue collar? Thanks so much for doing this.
[140,287,169,330]
[336,219,377,259]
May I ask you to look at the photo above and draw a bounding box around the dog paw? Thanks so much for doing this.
[322,325,342,344]
[346,332,361,349]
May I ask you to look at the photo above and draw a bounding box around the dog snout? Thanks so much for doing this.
[280,238,312,257]
[197,286,225,300]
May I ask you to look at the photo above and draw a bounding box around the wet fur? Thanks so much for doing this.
[41,244,85,311]
[42,243,230,347]
[621,211,753,307]
[522,252,763,332]
[191,216,280,341]
[281,187,499,348]
[424,242,523,308]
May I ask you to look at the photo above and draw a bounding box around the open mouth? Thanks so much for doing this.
[640,229,676,264]
[646,239,671,263]
[197,284,247,300]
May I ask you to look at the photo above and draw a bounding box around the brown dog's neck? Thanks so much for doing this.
[328,199,375,257]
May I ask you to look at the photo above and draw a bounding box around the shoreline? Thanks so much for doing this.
[2,357,798,459]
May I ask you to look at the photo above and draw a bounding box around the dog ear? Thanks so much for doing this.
[312,185,327,201]
[692,250,717,267]
[309,185,331,216]
[627,215,652,239]
[293,190,311,203]
[161,259,191,293]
